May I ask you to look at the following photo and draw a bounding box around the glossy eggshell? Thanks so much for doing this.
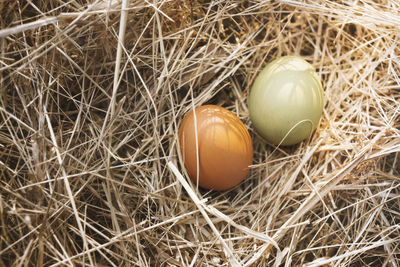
[178,105,253,190]
[248,56,324,146]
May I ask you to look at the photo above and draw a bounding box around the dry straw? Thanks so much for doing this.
[1,0,399,266]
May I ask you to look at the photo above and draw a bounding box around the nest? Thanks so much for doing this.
[0,0,399,266]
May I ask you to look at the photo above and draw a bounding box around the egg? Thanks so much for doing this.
[178,105,253,190]
[248,56,324,146]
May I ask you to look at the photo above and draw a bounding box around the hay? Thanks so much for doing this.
[1,0,399,266]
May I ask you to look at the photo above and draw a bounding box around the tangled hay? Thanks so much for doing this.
[1,0,399,266]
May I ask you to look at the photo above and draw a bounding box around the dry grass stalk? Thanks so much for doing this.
[0,0,399,266]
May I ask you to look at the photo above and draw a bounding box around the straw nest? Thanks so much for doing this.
[1,0,399,266]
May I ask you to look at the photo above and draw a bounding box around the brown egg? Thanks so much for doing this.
[178,105,253,190]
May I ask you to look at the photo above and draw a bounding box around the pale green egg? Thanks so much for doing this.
[248,56,324,146]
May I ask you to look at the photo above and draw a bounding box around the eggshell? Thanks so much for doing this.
[248,56,324,146]
[178,105,253,190]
